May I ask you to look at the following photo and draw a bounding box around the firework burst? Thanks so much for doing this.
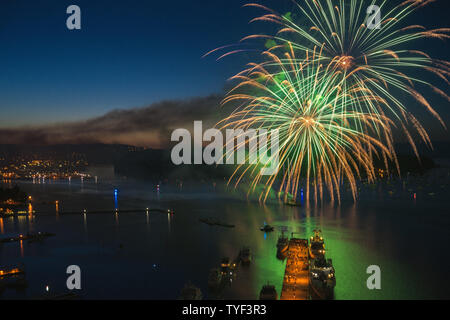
[213,0,449,160]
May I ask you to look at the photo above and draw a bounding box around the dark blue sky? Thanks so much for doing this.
[0,0,449,132]
[0,0,273,126]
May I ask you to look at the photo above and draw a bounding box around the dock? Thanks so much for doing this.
[0,232,55,244]
[280,238,310,300]
[0,208,175,217]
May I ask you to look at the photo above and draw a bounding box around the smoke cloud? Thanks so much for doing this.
[0,95,228,148]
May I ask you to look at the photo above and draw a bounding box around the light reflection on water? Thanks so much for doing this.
[1,173,450,300]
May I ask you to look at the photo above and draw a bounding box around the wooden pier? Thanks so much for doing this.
[280,238,310,300]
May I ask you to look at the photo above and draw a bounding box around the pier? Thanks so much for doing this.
[0,208,174,217]
[280,238,310,300]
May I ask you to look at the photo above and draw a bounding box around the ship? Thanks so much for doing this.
[179,282,203,300]
[199,217,216,226]
[208,268,222,288]
[309,256,336,300]
[309,229,325,259]
[276,232,289,259]
[239,247,252,265]
[259,284,278,300]
[0,266,25,278]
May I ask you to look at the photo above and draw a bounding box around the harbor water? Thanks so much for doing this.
[1,169,450,299]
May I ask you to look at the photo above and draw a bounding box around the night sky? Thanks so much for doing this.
[0,0,449,142]
[0,0,264,126]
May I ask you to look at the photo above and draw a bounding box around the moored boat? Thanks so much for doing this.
[259,283,278,300]
[284,199,301,207]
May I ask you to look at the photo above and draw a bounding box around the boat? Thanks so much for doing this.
[199,218,235,228]
[0,265,27,290]
[215,221,235,228]
[208,268,222,288]
[260,224,274,232]
[276,232,289,259]
[220,257,236,279]
[309,257,336,300]
[27,231,56,243]
[284,199,301,207]
[179,282,203,300]
[309,229,325,259]
[259,284,278,300]
[239,247,252,265]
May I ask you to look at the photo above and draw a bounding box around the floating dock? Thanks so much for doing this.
[0,232,55,244]
[280,238,310,300]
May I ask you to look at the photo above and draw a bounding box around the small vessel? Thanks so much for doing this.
[309,229,325,259]
[260,224,274,232]
[208,268,222,288]
[309,257,336,300]
[38,292,80,300]
[276,232,289,259]
[0,266,25,278]
[239,247,252,265]
[259,284,278,300]
[0,232,55,244]
[179,282,203,300]
[284,199,301,207]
